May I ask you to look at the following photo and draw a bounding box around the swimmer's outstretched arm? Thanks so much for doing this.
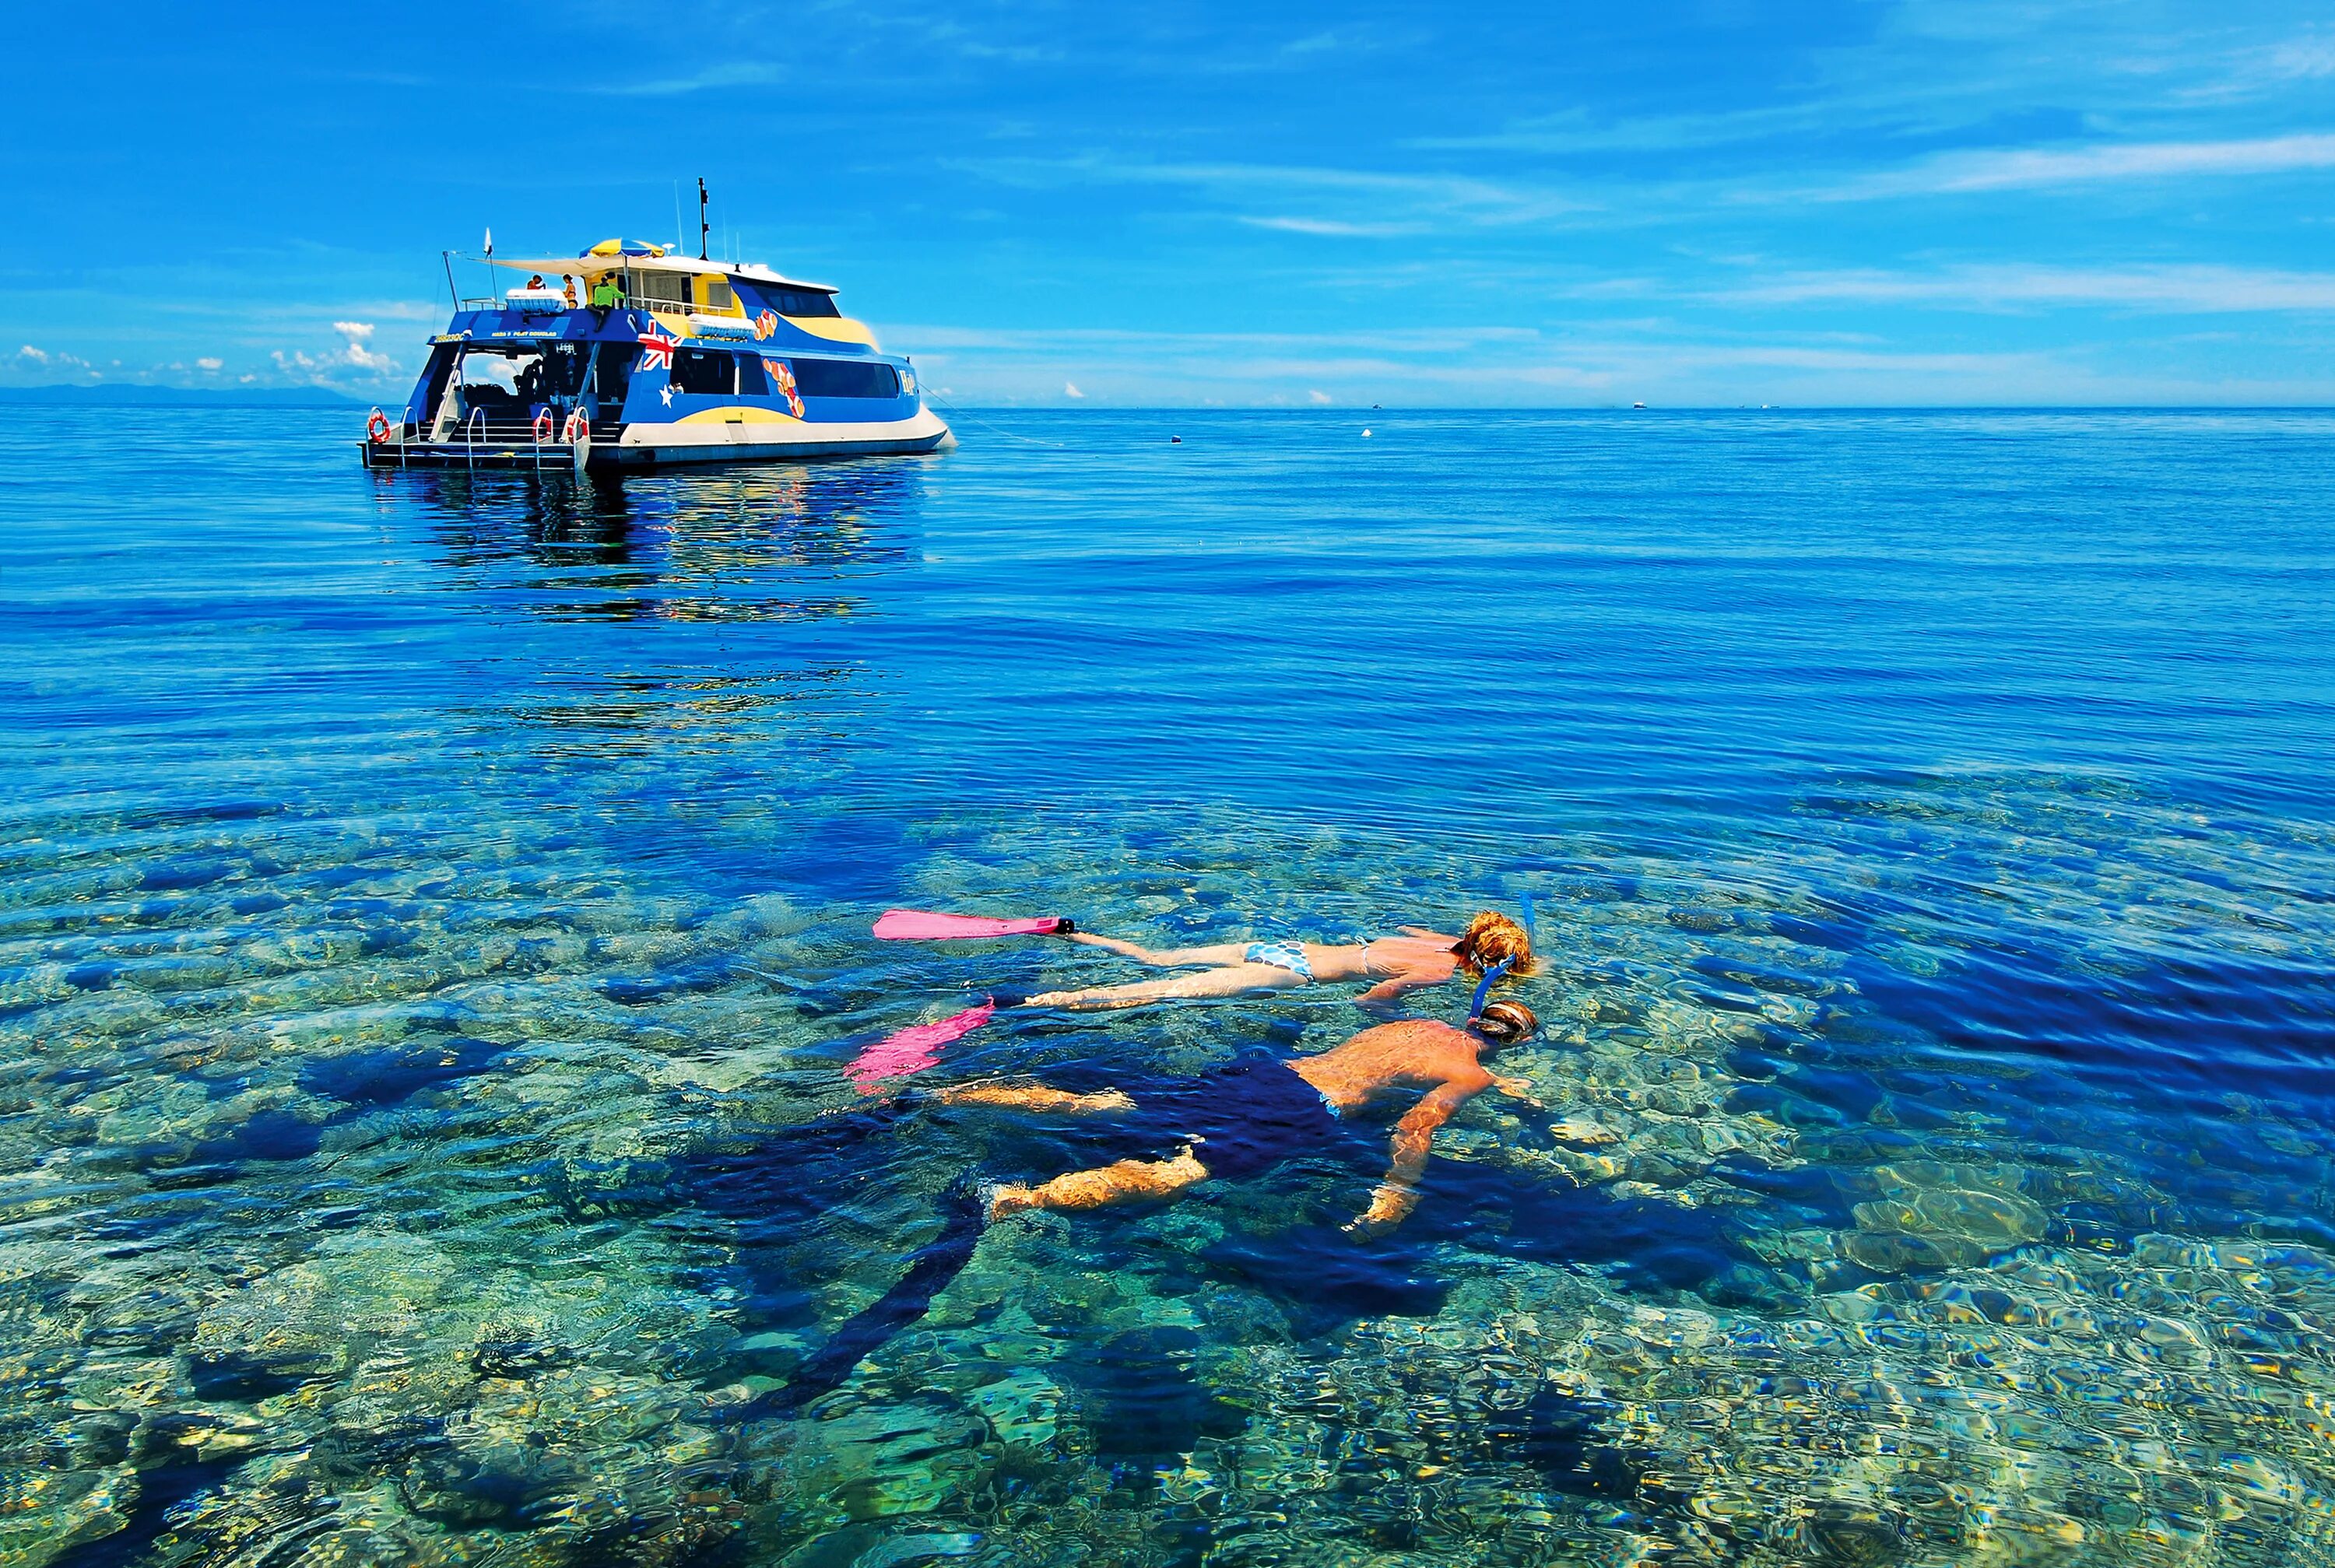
[1355,969,1443,1012]
[1063,933,1249,968]
[1346,1079,1479,1237]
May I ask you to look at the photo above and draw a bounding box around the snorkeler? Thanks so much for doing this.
[846,907,1534,1091]
[947,998,1542,1237]
[738,984,1538,1415]
[1020,910,1533,1012]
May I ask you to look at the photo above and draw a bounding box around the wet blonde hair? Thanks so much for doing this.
[1452,910,1533,978]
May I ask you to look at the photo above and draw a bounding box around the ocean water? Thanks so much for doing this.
[4,405,2333,1567]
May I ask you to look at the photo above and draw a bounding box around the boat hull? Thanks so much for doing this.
[607,406,954,466]
[360,407,954,472]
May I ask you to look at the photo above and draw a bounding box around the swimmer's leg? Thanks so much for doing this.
[1020,962,1305,1012]
[988,1147,1209,1218]
[1065,934,1251,968]
[930,1080,1134,1114]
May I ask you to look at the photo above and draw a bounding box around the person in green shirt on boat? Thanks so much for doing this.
[587,273,623,314]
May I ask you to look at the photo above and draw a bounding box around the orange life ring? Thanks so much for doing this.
[532,409,554,443]
[562,409,589,444]
[367,408,392,443]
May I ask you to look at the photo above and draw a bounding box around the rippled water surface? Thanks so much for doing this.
[5,405,2334,1566]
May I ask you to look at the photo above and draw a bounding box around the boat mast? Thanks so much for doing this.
[697,177,710,261]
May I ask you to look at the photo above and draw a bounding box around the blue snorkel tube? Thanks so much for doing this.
[1467,956,1515,1024]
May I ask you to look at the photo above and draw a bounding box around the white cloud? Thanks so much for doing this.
[197,357,223,372]
[1308,388,1333,404]
[1062,381,1084,398]
[15,342,98,376]
[326,321,395,372]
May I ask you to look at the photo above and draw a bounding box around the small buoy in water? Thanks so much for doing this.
[1361,428,1372,438]
[1170,435,1182,444]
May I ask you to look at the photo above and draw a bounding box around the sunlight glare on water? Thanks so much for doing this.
[3,406,2334,1566]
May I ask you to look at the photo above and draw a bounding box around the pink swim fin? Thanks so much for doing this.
[873,909,1069,940]
[847,1001,995,1093]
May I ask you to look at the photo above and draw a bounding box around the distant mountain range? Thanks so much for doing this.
[0,384,367,407]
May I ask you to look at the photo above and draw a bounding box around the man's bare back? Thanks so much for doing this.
[962,1003,1541,1236]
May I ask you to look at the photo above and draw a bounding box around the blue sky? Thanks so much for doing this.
[6,2,2333,405]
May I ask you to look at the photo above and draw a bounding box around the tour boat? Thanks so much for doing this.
[360,237,952,471]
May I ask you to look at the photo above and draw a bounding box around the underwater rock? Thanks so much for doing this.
[296,1035,511,1107]
[967,1367,1061,1447]
[469,1338,575,1380]
[1549,1114,1621,1147]
[779,1523,985,1568]
[790,1399,985,1520]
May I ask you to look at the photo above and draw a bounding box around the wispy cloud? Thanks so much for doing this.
[1238,216,1417,237]
[592,61,788,96]
[1718,264,2335,313]
[1820,133,2335,198]
[891,324,1543,355]
[954,154,1589,229]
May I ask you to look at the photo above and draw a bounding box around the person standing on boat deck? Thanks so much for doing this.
[952,1002,1543,1234]
[988,910,1533,1012]
[561,274,578,308]
[525,273,546,289]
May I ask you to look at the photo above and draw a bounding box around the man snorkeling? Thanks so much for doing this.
[1001,910,1534,1014]
[944,998,1542,1235]
[742,982,1540,1415]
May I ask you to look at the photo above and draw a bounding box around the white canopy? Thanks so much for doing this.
[471,253,836,293]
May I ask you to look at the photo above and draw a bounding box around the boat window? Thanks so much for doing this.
[635,271,690,309]
[736,353,769,396]
[769,288,841,318]
[460,353,525,395]
[792,358,901,398]
[671,348,736,396]
[702,277,735,312]
[457,346,586,405]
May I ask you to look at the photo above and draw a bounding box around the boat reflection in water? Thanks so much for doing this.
[372,460,930,757]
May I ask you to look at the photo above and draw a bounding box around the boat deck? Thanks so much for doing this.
[360,416,623,472]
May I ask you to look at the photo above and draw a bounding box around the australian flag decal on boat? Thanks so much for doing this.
[637,323,679,372]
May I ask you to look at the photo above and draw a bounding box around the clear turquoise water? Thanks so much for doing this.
[4,405,2334,1566]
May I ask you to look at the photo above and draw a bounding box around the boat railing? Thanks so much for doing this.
[364,408,622,472]
[624,292,744,318]
[455,291,747,319]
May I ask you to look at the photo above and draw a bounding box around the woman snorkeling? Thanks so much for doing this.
[1009,910,1536,1012]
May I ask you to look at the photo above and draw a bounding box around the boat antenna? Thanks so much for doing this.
[697,177,710,261]
[441,251,458,310]
[673,180,684,256]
